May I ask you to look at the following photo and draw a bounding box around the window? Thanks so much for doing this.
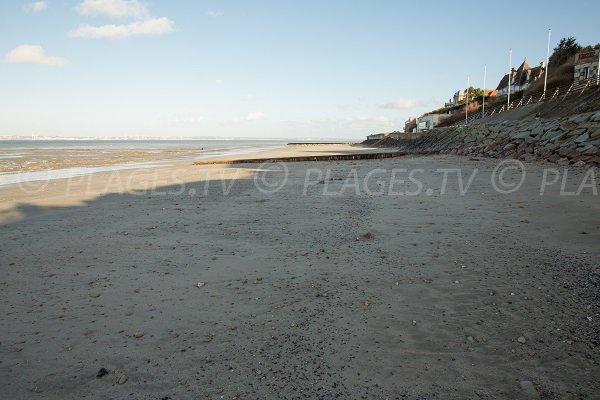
[583,66,590,79]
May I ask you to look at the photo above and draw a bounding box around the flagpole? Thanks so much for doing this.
[466,76,470,125]
[483,65,487,116]
[508,49,512,108]
[597,47,600,85]
[544,29,551,96]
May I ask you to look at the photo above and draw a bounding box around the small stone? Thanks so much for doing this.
[203,335,213,343]
[519,380,540,400]
[467,336,475,343]
[517,336,527,344]
[357,232,374,241]
[117,375,128,385]
[196,282,205,288]
[133,331,144,339]
[96,368,109,378]
[411,320,417,326]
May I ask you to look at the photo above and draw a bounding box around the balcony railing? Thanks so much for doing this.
[451,75,600,126]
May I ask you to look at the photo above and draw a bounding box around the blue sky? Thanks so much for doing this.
[1,0,599,139]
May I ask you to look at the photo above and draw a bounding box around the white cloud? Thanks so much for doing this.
[75,0,149,19]
[380,98,422,109]
[26,1,47,12]
[5,45,66,66]
[207,11,224,18]
[69,17,174,39]
[246,111,266,121]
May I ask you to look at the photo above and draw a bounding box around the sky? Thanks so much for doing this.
[1,0,599,139]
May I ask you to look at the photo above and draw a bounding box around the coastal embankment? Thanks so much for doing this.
[364,90,600,168]
[365,110,600,168]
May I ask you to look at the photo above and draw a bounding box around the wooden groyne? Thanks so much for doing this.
[193,151,435,165]
[286,142,352,146]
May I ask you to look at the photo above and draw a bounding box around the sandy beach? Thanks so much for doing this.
[0,146,599,399]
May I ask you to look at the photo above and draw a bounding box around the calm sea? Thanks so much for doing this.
[0,139,291,150]
[0,139,296,186]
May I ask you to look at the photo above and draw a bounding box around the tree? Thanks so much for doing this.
[461,87,484,104]
[549,37,580,67]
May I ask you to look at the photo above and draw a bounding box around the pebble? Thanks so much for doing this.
[133,331,144,339]
[517,336,527,344]
[96,368,109,378]
[411,320,417,326]
[519,380,540,400]
[196,282,205,288]
[117,375,128,385]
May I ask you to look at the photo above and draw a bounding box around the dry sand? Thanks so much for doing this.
[0,146,599,399]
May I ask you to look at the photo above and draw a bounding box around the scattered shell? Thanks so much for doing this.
[133,331,144,339]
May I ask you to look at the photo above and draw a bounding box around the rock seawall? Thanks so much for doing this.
[394,111,600,168]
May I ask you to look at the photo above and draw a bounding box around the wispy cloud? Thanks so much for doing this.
[379,98,422,109]
[206,11,224,18]
[70,17,174,39]
[25,1,47,12]
[71,0,173,39]
[75,0,149,19]
[246,111,266,121]
[5,45,66,66]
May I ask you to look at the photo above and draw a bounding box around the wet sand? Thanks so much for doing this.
[0,148,209,174]
[0,149,599,399]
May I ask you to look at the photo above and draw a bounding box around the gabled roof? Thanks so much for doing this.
[496,58,545,90]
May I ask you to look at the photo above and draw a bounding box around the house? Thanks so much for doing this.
[416,113,447,131]
[453,89,467,104]
[574,49,599,82]
[496,59,545,96]
[445,88,497,107]
[444,89,466,107]
[366,133,386,141]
